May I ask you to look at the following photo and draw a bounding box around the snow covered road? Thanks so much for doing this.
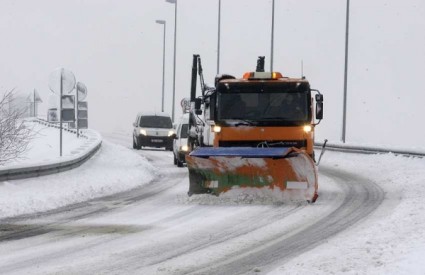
[4,131,421,274]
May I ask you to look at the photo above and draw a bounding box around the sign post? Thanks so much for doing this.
[48,68,76,156]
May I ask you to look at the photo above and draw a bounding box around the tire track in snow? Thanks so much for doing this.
[0,146,187,274]
[0,132,177,243]
[104,203,306,273]
[182,166,385,275]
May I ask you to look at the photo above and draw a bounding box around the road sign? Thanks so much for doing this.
[61,95,75,122]
[181,98,190,113]
[76,82,87,101]
[47,108,58,122]
[77,101,88,129]
[48,68,76,94]
[27,89,43,103]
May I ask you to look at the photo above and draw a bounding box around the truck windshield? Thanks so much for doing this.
[139,116,173,128]
[218,91,310,123]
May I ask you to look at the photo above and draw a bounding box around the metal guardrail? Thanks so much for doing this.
[315,141,425,158]
[33,117,89,138]
[0,119,102,181]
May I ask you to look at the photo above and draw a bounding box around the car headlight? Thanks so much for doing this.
[168,130,175,137]
[140,129,147,135]
[181,145,189,152]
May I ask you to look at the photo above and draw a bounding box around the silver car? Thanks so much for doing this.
[132,112,174,151]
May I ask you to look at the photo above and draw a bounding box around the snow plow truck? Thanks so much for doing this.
[185,55,324,203]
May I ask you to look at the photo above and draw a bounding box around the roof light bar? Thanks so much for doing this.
[243,71,283,80]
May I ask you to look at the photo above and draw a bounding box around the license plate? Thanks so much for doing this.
[151,139,163,143]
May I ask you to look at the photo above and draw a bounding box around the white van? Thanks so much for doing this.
[132,112,174,150]
[173,113,190,167]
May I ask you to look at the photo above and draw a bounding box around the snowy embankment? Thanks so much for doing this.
[0,119,100,171]
[0,122,156,219]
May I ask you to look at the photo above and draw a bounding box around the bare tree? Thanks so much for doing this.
[0,89,33,165]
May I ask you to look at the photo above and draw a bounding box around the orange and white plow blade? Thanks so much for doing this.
[186,147,319,202]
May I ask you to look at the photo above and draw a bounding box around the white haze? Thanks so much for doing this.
[1,0,424,149]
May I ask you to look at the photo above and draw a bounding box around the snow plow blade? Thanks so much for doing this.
[186,147,318,202]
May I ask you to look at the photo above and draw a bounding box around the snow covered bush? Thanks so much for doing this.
[0,89,32,165]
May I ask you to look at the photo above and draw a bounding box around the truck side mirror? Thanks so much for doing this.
[316,102,323,120]
[315,94,323,102]
[195,98,202,109]
[133,122,137,127]
[195,98,202,115]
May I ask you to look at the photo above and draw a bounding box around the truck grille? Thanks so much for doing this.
[219,140,307,148]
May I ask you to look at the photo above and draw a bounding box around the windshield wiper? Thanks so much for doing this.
[233,119,257,126]
[261,116,291,120]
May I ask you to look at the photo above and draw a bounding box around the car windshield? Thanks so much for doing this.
[180,124,189,138]
[139,116,172,128]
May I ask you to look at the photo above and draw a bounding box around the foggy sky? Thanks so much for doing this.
[1,0,424,148]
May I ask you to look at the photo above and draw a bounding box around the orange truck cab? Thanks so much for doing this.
[205,71,323,159]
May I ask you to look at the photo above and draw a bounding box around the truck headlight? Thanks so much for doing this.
[140,129,147,135]
[303,125,312,133]
[213,125,221,133]
[181,145,189,152]
[168,130,175,136]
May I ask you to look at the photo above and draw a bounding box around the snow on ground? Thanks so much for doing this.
[0,123,156,219]
[2,121,94,169]
[270,152,425,275]
[1,124,425,274]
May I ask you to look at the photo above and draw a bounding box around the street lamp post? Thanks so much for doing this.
[342,0,350,143]
[270,0,275,72]
[166,0,177,122]
[156,19,166,112]
[217,0,221,75]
